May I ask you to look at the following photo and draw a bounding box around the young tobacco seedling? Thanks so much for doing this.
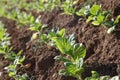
[29,16,47,41]
[29,0,61,12]
[87,4,110,26]
[6,9,35,27]
[40,28,85,79]
[61,0,75,15]
[107,15,120,34]
[85,71,120,80]
[76,5,90,17]
[0,22,16,60]
[5,51,28,80]
[76,4,110,26]
[40,28,66,46]
[52,29,86,80]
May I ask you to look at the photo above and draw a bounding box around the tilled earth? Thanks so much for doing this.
[0,0,120,80]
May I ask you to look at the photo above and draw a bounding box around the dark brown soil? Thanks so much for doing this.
[0,0,120,80]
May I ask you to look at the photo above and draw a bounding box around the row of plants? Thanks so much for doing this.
[30,24,120,80]
[0,0,120,80]
[2,0,120,34]
[76,3,120,34]
[0,22,28,80]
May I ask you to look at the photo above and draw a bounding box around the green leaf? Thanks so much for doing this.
[55,38,72,55]
[48,31,57,38]
[90,4,101,15]
[54,56,71,62]
[85,71,99,80]
[64,62,74,67]
[102,11,110,21]
[92,21,100,26]
[0,49,5,54]
[40,34,48,42]
[59,69,70,76]
[67,63,80,76]
[76,7,86,16]
[17,56,25,64]
[29,22,42,31]
[91,71,99,78]
[77,58,84,68]
[58,28,66,37]
[86,15,94,22]
[17,50,23,56]
[114,15,120,25]
[73,43,86,59]
[8,64,16,70]
[0,27,6,40]
[97,13,105,23]
[9,71,15,77]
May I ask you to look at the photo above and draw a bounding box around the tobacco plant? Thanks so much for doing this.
[85,71,120,80]
[107,15,120,34]
[5,9,34,27]
[26,0,61,12]
[61,0,75,15]
[76,4,110,26]
[0,22,15,60]
[42,28,86,80]
[0,21,28,80]
[4,51,28,80]
[40,28,66,46]
[54,37,86,80]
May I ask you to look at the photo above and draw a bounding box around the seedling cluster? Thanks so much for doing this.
[0,0,120,80]
[76,3,120,34]
[0,22,28,80]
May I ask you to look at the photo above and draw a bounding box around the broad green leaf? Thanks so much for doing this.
[17,50,23,56]
[0,7,4,16]
[90,4,101,15]
[29,15,35,23]
[0,27,5,40]
[17,56,25,65]
[97,14,105,23]
[76,7,86,16]
[85,71,99,80]
[73,43,86,59]
[48,31,57,38]
[64,62,74,67]
[40,34,48,42]
[29,27,36,31]
[9,71,15,77]
[0,49,5,54]
[58,28,66,37]
[86,15,94,22]
[102,11,110,21]
[8,64,16,70]
[67,63,80,76]
[114,15,120,25]
[29,22,42,31]
[59,69,70,76]
[92,21,100,26]
[91,71,99,78]
[105,21,114,27]
[54,56,71,62]
[55,38,72,55]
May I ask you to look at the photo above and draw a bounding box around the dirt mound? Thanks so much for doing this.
[0,0,120,80]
